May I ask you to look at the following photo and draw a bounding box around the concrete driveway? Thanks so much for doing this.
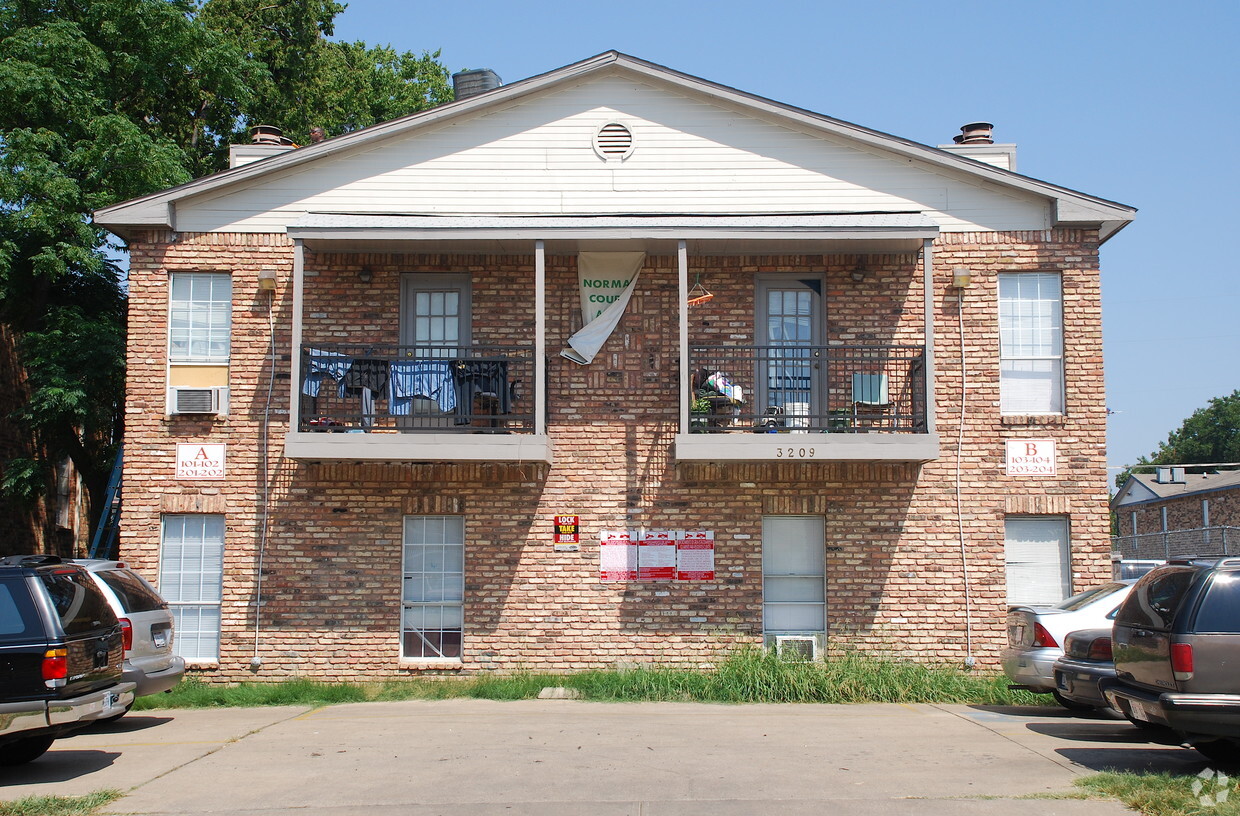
[0,700,1211,815]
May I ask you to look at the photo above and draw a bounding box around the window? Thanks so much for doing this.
[762,516,826,654]
[1004,516,1071,605]
[169,273,232,363]
[402,516,464,660]
[400,274,471,354]
[998,273,1063,414]
[159,515,224,662]
[38,571,114,634]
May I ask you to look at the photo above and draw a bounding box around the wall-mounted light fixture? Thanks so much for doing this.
[358,266,374,284]
[257,268,278,290]
[850,257,868,283]
[951,267,972,288]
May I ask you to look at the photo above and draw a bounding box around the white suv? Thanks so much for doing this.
[71,560,184,718]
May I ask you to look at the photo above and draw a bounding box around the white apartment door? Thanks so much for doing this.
[762,515,826,656]
[756,277,824,427]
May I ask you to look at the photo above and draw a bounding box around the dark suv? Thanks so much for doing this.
[1105,557,1240,765]
[0,555,136,765]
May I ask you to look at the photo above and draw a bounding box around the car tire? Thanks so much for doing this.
[1192,739,1240,768]
[0,735,56,766]
[1051,690,1095,712]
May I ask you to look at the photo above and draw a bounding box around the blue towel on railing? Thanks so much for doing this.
[389,360,455,414]
[303,348,352,397]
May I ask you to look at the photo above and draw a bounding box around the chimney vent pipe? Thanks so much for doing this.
[452,69,502,101]
[954,122,995,145]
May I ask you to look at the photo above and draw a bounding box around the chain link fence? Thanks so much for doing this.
[1112,526,1239,561]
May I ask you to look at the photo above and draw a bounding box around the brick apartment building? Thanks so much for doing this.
[1112,468,1240,565]
[95,52,1135,680]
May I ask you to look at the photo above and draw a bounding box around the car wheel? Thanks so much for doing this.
[1192,739,1240,768]
[1051,690,1095,712]
[0,735,56,766]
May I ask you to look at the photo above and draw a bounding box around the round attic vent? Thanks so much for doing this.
[594,122,634,160]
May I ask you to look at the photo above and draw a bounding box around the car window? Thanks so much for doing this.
[1055,582,1127,611]
[95,569,166,613]
[1193,572,1240,634]
[37,570,116,635]
[1114,567,1196,630]
[0,578,40,642]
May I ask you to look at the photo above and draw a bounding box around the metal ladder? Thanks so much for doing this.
[88,445,122,559]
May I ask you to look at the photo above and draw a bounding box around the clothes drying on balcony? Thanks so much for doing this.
[453,360,511,425]
[389,360,456,414]
[302,348,352,397]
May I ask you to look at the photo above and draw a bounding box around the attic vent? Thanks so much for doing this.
[594,122,634,160]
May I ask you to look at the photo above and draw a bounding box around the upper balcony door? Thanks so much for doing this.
[756,276,824,428]
[400,273,472,353]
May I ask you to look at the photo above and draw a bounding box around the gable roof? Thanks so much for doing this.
[1113,470,1240,508]
[94,51,1136,240]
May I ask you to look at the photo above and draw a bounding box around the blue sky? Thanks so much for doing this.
[333,0,1240,477]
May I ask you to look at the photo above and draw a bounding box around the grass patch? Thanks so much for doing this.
[0,791,122,816]
[1076,771,1240,816]
[134,649,1046,710]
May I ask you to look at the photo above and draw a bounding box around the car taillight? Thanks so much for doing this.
[1032,623,1059,648]
[42,647,67,687]
[120,618,133,652]
[1171,643,1194,681]
[1087,637,1113,660]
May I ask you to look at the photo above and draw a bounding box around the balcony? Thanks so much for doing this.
[675,344,939,462]
[283,343,550,463]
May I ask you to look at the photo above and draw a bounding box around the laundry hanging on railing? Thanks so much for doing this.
[388,360,456,414]
[560,251,645,365]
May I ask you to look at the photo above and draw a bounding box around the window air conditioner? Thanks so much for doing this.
[169,386,228,416]
[774,635,818,662]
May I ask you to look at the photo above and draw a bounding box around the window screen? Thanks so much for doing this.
[1005,516,1071,605]
[402,516,464,659]
[169,273,232,363]
[999,273,1063,414]
[762,516,826,635]
[160,515,224,662]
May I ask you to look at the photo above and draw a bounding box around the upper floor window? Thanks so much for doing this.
[998,272,1063,414]
[169,273,232,363]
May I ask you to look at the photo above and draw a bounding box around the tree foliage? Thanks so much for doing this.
[1117,390,1240,486]
[0,0,451,548]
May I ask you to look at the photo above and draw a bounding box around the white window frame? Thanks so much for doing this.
[168,272,232,364]
[159,514,224,663]
[998,272,1064,415]
[762,515,826,656]
[401,515,465,662]
[1004,515,1071,606]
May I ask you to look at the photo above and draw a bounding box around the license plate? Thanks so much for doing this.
[1128,700,1152,722]
[153,630,167,648]
[1055,673,1069,691]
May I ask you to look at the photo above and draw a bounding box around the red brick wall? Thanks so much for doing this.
[120,228,1109,680]
[1117,489,1240,535]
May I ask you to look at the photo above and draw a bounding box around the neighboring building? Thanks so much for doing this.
[1112,468,1240,564]
[94,52,1135,680]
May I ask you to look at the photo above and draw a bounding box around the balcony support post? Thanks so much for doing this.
[535,240,547,437]
[289,238,305,431]
[678,239,689,434]
[922,237,937,434]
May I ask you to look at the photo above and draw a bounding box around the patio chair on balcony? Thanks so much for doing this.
[851,373,890,430]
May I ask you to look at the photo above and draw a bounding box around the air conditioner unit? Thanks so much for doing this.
[774,635,818,662]
[169,386,228,416]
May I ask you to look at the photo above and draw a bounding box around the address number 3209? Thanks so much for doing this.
[775,447,816,458]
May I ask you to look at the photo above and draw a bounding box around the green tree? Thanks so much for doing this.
[1117,389,1240,486]
[0,0,451,551]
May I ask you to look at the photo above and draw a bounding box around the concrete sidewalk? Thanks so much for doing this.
[0,700,1209,815]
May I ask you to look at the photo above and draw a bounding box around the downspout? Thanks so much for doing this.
[678,240,689,433]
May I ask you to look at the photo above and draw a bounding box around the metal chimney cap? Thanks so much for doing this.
[955,122,995,145]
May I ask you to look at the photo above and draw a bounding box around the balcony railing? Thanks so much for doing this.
[688,344,928,434]
[1112,526,1240,562]
[297,343,535,433]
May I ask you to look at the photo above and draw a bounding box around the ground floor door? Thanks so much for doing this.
[762,515,826,658]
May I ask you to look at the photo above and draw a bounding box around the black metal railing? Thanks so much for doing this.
[297,343,535,433]
[688,344,928,434]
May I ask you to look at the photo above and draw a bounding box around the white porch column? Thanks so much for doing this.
[678,239,689,432]
[535,240,547,436]
[289,238,305,430]
[922,237,936,433]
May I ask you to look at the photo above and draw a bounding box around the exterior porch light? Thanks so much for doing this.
[952,267,972,288]
[850,257,867,282]
[687,272,713,306]
[358,266,374,284]
[257,268,278,290]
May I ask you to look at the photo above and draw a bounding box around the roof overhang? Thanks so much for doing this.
[287,213,940,255]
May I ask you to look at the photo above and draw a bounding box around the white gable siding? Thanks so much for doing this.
[174,76,1050,234]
